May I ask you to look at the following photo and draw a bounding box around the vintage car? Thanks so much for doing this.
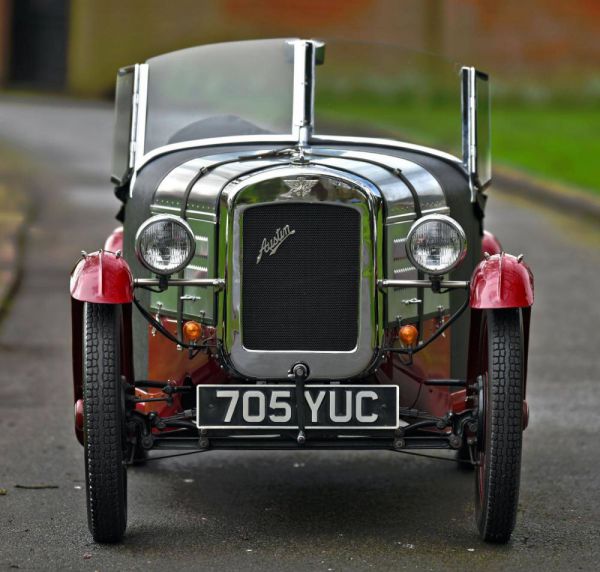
[70,39,533,544]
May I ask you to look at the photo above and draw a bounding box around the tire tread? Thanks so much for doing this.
[477,308,523,543]
[84,303,127,543]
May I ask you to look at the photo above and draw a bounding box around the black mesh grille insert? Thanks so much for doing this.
[242,203,361,351]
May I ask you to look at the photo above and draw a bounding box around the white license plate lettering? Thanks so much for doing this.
[216,389,239,423]
[304,390,326,422]
[242,390,267,422]
[329,390,353,422]
[308,390,380,424]
[355,390,379,423]
[270,390,292,422]
[219,388,294,423]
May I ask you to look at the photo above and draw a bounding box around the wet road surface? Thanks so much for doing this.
[0,96,599,571]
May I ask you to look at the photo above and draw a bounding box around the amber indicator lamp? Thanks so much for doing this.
[183,320,202,341]
[399,324,419,347]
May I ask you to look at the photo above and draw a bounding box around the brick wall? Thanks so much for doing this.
[4,0,596,96]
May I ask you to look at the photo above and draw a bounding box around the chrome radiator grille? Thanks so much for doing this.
[241,203,361,351]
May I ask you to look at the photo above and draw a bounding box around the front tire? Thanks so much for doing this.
[475,309,524,543]
[83,303,127,543]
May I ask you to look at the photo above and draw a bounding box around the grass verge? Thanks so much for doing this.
[317,95,600,196]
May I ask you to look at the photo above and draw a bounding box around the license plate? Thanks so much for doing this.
[196,384,399,430]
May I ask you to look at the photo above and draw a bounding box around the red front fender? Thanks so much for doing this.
[70,251,134,444]
[70,249,134,445]
[470,252,534,309]
[70,250,133,304]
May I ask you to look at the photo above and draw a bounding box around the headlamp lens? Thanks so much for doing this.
[136,215,195,275]
[406,215,466,275]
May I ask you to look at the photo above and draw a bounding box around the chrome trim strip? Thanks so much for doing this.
[385,206,449,224]
[152,204,190,213]
[135,278,225,289]
[378,279,469,289]
[152,204,218,220]
[186,210,219,219]
[137,135,297,171]
[311,135,463,167]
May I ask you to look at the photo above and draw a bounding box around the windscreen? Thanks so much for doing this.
[144,39,295,153]
[314,41,463,156]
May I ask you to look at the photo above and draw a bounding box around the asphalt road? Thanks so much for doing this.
[0,96,599,571]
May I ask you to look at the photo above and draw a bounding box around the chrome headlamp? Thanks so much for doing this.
[135,214,195,275]
[405,214,467,275]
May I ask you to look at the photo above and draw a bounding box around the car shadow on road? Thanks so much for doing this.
[114,451,507,555]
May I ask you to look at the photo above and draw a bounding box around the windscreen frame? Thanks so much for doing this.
[461,66,492,198]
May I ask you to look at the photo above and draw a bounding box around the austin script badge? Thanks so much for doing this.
[256,225,296,264]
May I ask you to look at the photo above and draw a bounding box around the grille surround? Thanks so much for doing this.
[225,167,379,381]
[241,202,361,352]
